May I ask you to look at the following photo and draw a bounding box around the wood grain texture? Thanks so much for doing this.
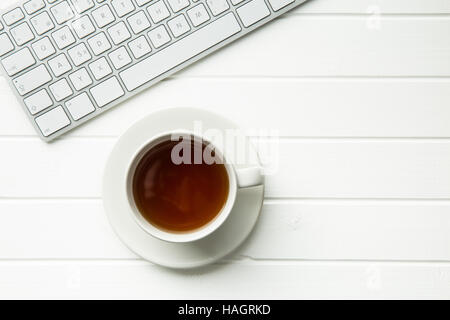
[0,0,449,299]
[169,16,450,77]
[0,260,449,299]
[2,78,450,138]
[295,0,450,14]
[2,139,450,199]
[1,200,450,261]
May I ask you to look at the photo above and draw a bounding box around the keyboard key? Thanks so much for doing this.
[14,64,52,96]
[120,13,241,91]
[136,0,152,6]
[148,25,171,48]
[88,32,111,55]
[92,5,115,28]
[128,36,151,59]
[32,37,56,60]
[0,0,300,141]
[72,16,96,39]
[147,1,170,24]
[68,43,91,66]
[3,8,25,26]
[167,0,190,13]
[52,26,76,49]
[24,0,46,15]
[48,53,72,76]
[35,106,70,137]
[1,47,36,76]
[236,0,270,27]
[108,21,131,45]
[71,0,95,14]
[90,76,124,107]
[111,0,135,17]
[89,57,112,80]
[50,1,75,24]
[127,11,151,34]
[168,15,191,38]
[24,89,53,115]
[69,68,93,90]
[109,46,132,69]
[49,78,73,101]
[30,12,55,35]
[66,92,95,120]
[206,0,229,16]
[187,4,210,27]
[268,0,294,11]
[0,34,15,56]
[10,23,35,46]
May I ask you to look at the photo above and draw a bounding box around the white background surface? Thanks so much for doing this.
[1,0,450,299]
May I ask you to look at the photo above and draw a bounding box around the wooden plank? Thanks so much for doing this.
[174,16,450,77]
[0,200,135,260]
[244,200,450,260]
[296,0,450,14]
[1,139,450,199]
[0,260,449,299]
[0,139,113,198]
[1,200,450,261]
[267,140,450,199]
[2,78,450,138]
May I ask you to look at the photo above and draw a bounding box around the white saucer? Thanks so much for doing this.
[102,108,265,269]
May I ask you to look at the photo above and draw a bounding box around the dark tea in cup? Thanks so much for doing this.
[132,139,229,233]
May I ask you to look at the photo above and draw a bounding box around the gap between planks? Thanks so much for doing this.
[286,13,450,18]
[1,259,450,266]
[4,136,450,142]
[2,197,450,204]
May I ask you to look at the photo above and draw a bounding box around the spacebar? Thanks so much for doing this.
[120,13,241,91]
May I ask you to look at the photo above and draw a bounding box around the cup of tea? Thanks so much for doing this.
[125,131,264,243]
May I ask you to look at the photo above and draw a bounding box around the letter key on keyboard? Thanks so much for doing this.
[0,0,305,141]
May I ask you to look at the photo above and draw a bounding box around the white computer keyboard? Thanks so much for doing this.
[0,0,306,141]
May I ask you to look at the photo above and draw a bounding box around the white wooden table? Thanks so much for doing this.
[1,0,450,299]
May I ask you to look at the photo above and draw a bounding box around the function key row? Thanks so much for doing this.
[2,0,294,30]
[2,0,221,29]
[1,0,96,28]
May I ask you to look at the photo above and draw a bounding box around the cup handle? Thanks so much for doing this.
[236,167,264,188]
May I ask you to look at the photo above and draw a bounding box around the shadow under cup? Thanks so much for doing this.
[126,133,238,243]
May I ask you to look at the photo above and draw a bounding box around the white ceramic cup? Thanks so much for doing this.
[126,131,264,243]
